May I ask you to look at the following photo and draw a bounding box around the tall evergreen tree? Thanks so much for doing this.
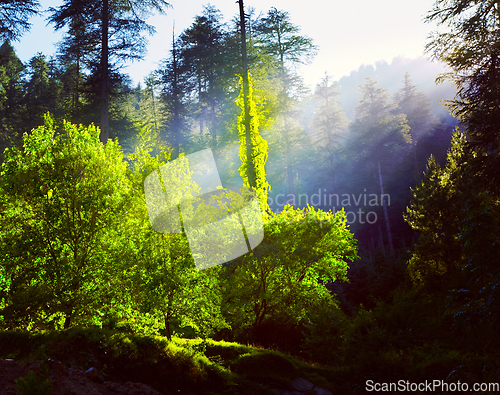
[347,78,411,254]
[426,0,500,190]
[0,40,24,150]
[157,31,192,159]
[253,7,317,196]
[392,73,432,178]
[0,0,40,41]
[48,0,171,142]
[311,73,348,192]
[179,5,230,149]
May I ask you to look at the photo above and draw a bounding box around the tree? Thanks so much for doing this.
[22,54,60,132]
[157,31,191,159]
[392,73,432,178]
[404,131,500,290]
[404,131,500,356]
[237,72,270,210]
[0,40,25,151]
[254,7,317,196]
[0,0,40,41]
[311,73,348,192]
[125,137,228,339]
[48,0,171,142]
[425,0,500,190]
[52,0,99,123]
[254,7,317,69]
[178,5,231,148]
[0,114,131,329]
[222,206,357,344]
[236,0,270,211]
[347,78,411,254]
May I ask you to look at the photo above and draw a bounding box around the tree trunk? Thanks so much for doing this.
[151,83,158,136]
[378,225,386,258]
[163,311,172,341]
[64,310,72,329]
[171,27,180,158]
[378,161,394,254]
[211,95,217,151]
[285,119,295,196]
[100,0,109,144]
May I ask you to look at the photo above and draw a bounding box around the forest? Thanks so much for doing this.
[0,0,499,393]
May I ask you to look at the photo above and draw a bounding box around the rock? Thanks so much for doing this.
[47,358,68,377]
[292,377,314,391]
[314,388,333,395]
[85,367,104,383]
[124,381,162,395]
[4,384,17,395]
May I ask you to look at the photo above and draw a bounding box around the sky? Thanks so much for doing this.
[13,0,442,90]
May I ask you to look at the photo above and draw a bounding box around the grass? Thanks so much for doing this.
[0,327,335,394]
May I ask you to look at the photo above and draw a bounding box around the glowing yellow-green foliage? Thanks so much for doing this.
[237,72,270,211]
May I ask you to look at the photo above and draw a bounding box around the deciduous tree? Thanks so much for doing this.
[0,114,131,329]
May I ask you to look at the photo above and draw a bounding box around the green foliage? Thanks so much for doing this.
[348,78,411,166]
[125,139,229,340]
[311,74,347,167]
[237,72,270,211]
[223,205,358,340]
[0,40,25,151]
[0,1,40,42]
[301,298,349,365]
[255,7,317,68]
[405,129,500,360]
[404,131,500,289]
[15,368,51,395]
[0,113,131,328]
[0,327,338,395]
[426,0,500,189]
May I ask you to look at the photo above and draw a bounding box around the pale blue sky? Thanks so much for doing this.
[13,0,441,89]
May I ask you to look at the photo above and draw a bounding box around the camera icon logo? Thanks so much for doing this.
[144,149,264,270]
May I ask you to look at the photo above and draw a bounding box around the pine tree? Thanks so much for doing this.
[0,40,25,151]
[0,0,40,41]
[347,78,411,254]
[392,73,432,178]
[48,0,171,142]
[253,7,317,196]
[311,73,348,192]
[426,0,500,190]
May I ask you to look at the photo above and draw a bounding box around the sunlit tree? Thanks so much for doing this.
[426,0,500,190]
[254,7,317,197]
[222,206,357,341]
[0,114,131,329]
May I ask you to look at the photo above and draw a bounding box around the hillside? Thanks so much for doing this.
[0,328,335,395]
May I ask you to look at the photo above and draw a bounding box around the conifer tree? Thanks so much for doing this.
[48,0,171,142]
[0,0,40,41]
